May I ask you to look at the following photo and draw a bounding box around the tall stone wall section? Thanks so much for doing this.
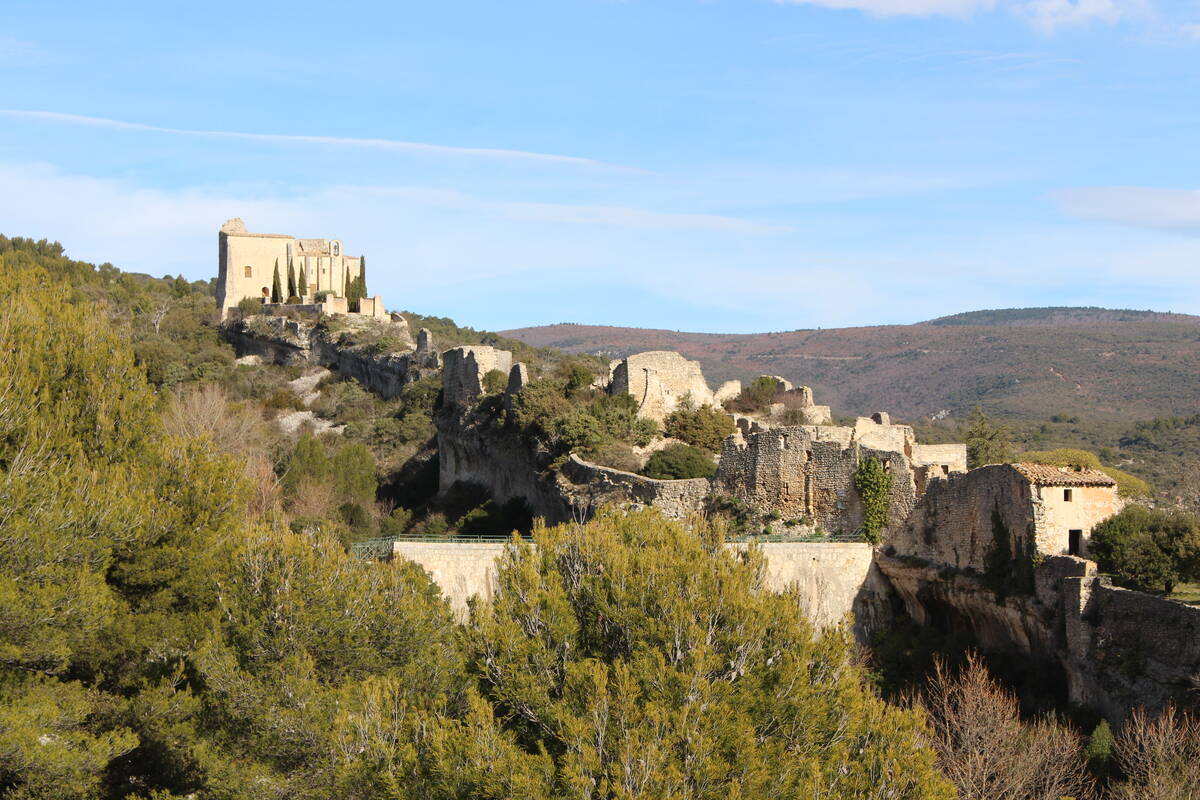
[396,539,886,636]
[442,346,514,409]
[892,465,1036,573]
[714,425,921,535]
[609,351,715,423]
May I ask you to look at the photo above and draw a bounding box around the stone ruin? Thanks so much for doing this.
[437,343,968,536]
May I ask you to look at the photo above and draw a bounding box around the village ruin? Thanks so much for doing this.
[221,246,1200,723]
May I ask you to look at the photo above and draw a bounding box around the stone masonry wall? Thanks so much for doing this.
[893,465,1036,573]
[609,351,715,423]
[442,346,514,409]
[396,539,884,636]
[559,455,710,519]
[715,425,919,535]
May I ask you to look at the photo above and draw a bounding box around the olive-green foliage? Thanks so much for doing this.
[966,407,1014,468]
[983,505,1035,599]
[0,260,248,798]
[482,368,508,394]
[1020,447,1152,498]
[412,511,955,799]
[287,259,297,299]
[331,443,378,506]
[1089,505,1200,594]
[854,456,893,544]
[237,295,263,315]
[284,434,330,497]
[511,379,659,462]
[1087,719,1116,778]
[271,259,282,304]
[642,443,717,479]
[724,375,781,413]
[191,526,465,799]
[665,398,737,453]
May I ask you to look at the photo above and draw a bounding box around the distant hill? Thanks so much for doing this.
[501,310,1200,422]
[922,307,1200,327]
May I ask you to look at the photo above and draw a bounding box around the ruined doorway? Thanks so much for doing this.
[1068,529,1083,556]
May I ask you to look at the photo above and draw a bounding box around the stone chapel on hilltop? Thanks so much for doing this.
[216,218,364,317]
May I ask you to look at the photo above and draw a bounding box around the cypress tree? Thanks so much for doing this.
[298,264,308,300]
[286,259,297,300]
[359,255,367,296]
[343,267,350,298]
[271,260,282,304]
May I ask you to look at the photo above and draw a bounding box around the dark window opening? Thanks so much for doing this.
[1064,488,1073,502]
[244,265,253,278]
[1068,529,1083,556]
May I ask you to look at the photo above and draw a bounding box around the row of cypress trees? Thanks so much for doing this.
[269,254,367,305]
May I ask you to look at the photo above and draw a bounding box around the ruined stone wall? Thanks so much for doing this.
[893,465,1036,573]
[913,443,968,473]
[715,425,918,535]
[559,455,709,519]
[609,351,715,423]
[442,346,514,409]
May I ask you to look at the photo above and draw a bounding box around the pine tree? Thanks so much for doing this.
[286,258,297,300]
[271,259,282,304]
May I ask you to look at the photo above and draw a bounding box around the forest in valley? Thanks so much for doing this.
[3,234,1200,799]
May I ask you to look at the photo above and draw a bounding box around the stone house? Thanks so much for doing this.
[893,463,1119,573]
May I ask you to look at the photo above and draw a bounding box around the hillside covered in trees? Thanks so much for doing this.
[5,234,1200,798]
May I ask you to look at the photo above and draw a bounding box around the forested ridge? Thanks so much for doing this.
[3,235,1200,798]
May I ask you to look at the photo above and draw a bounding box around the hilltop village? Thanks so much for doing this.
[220,220,1198,724]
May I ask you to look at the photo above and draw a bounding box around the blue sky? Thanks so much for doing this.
[1,0,1198,332]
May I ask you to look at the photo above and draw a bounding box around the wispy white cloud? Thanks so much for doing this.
[772,0,1142,30]
[0,109,632,170]
[1053,186,1200,234]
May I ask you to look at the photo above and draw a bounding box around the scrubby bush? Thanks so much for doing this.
[586,440,642,472]
[665,397,736,452]
[1089,504,1200,593]
[642,443,717,480]
[482,368,508,394]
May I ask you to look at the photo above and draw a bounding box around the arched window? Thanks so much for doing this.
[244,265,253,278]
[332,242,340,256]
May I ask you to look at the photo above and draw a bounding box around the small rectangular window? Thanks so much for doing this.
[244,265,252,278]
[1064,489,1073,502]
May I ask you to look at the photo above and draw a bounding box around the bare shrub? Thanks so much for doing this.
[287,477,336,520]
[913,652,1095,800]
[1111,704,1200,800]
[161,383,271,460]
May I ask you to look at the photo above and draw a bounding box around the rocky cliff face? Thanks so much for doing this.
[222,315,437,398]
[877,552,1200,721]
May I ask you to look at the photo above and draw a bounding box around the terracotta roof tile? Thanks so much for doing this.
[1012,463,1116,487]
